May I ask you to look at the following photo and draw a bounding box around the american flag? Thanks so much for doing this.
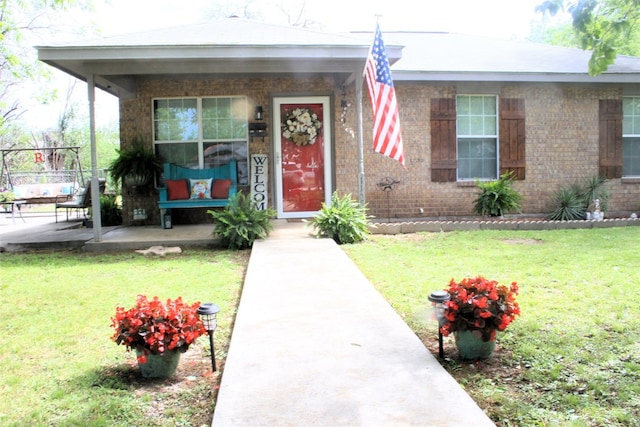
[364,24,405,166]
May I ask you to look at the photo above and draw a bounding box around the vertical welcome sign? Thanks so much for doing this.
[250,154,268,210]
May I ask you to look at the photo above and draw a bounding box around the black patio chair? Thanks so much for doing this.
[55,178,106,222]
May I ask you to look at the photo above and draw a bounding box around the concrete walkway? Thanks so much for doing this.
[212,221,495,426]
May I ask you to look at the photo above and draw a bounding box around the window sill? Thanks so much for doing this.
[456,181,477,187]
[621,177,640,184]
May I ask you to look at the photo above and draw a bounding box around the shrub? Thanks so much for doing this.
[0,188,16,203]
[311,192,373,244]
[208,191,276,250]
[472,171,522,217]
[579,175,609,211]
[100,194,123,226]
[548,186,585,220]
[548,175,609,220]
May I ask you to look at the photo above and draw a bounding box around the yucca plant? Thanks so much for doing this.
[548,175,609,220]
[579,175,609,212]
[472,171,522,217]
[209,191,276,250]
[311,192,373,244]
[548,185,585,220]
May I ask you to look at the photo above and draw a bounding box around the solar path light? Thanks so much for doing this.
[197,302,220,372]
[428,290,450,359]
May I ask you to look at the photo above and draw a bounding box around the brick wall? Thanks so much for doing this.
[119,77,640,225]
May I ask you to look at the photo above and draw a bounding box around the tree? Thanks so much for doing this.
[537,0,640,75]
[0,0,87,136]
[204,0,323,29]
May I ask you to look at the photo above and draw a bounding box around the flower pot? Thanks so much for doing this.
[125,174,151,188]
[454,330,496,360]
[137,349,181,378]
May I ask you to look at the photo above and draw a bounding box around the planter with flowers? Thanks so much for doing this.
[111,295,207,378]
[439,276,520,360]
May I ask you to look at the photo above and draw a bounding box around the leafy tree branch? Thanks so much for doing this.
[537,0,640,75]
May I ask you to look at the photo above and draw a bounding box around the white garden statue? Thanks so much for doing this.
[586,198,604,221]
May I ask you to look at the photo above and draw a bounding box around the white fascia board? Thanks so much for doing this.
[37,45,376,61]
[393,71,640,84]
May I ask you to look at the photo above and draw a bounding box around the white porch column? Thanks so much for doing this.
[87,74,102,242]
[356,72,365,205]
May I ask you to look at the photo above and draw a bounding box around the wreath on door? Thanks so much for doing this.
[281,107,322,146]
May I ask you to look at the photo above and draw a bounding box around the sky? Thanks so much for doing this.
[91,0,548,38]
[23,0,562,130]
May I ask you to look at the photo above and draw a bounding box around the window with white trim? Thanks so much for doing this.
[623,96,640,177]
[153,96,249,185]
[456,95,498,180]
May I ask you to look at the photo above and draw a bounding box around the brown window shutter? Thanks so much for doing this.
[599,99,622,179]
[430,98,457,182]
[499,98,526,180]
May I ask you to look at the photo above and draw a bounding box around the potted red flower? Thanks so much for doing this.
[111,295,207,378]
[439,276,520,359]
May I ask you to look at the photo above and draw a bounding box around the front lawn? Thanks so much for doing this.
[0,250,248,426]
[343,227,640,427]
[2,227,639,426]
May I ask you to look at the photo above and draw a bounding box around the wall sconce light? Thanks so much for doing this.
[197,302,220,372]
[255,106,264,121]
[250,105,267,141]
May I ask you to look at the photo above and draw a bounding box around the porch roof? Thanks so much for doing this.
[36,19,395,98]
[36,18,640,99]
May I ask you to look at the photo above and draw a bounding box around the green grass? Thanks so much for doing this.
[0,249,248,426]
[343,228,640,427]
[3,228,640,426]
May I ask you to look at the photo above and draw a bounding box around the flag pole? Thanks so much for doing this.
[356,71,365,205]
[356,15,380,206]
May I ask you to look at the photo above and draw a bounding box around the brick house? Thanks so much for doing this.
[37,19,640,229]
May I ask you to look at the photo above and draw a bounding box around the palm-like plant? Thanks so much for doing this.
[311,192,373,244]
[472,171,522,217]
[208,191,276,250]
[549,186,585,220]
[548,175,609,220]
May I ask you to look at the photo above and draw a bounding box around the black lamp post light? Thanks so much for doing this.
[428,290,450,359]
[197,302,220,372]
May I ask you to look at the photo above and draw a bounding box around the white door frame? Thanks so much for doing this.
[273,96,332,219]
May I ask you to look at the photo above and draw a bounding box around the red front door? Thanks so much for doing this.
[275,97,331,218]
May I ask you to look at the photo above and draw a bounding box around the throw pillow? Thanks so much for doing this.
[166,179,189,200]
[190,178,213,199]
[212,179,232,199]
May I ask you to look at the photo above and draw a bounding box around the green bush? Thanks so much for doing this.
[579,175,609,211]
[0,189,16,203]
[548,175,609,220]
[548,186,585,220]
[472,171,522,217]
[208,191,276,250]
[100,194,122,226]
[311,192,372,244]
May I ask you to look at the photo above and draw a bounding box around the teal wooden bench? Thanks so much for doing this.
[158,160,237,228]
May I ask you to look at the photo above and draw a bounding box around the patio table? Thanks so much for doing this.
[1,200,26,224]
